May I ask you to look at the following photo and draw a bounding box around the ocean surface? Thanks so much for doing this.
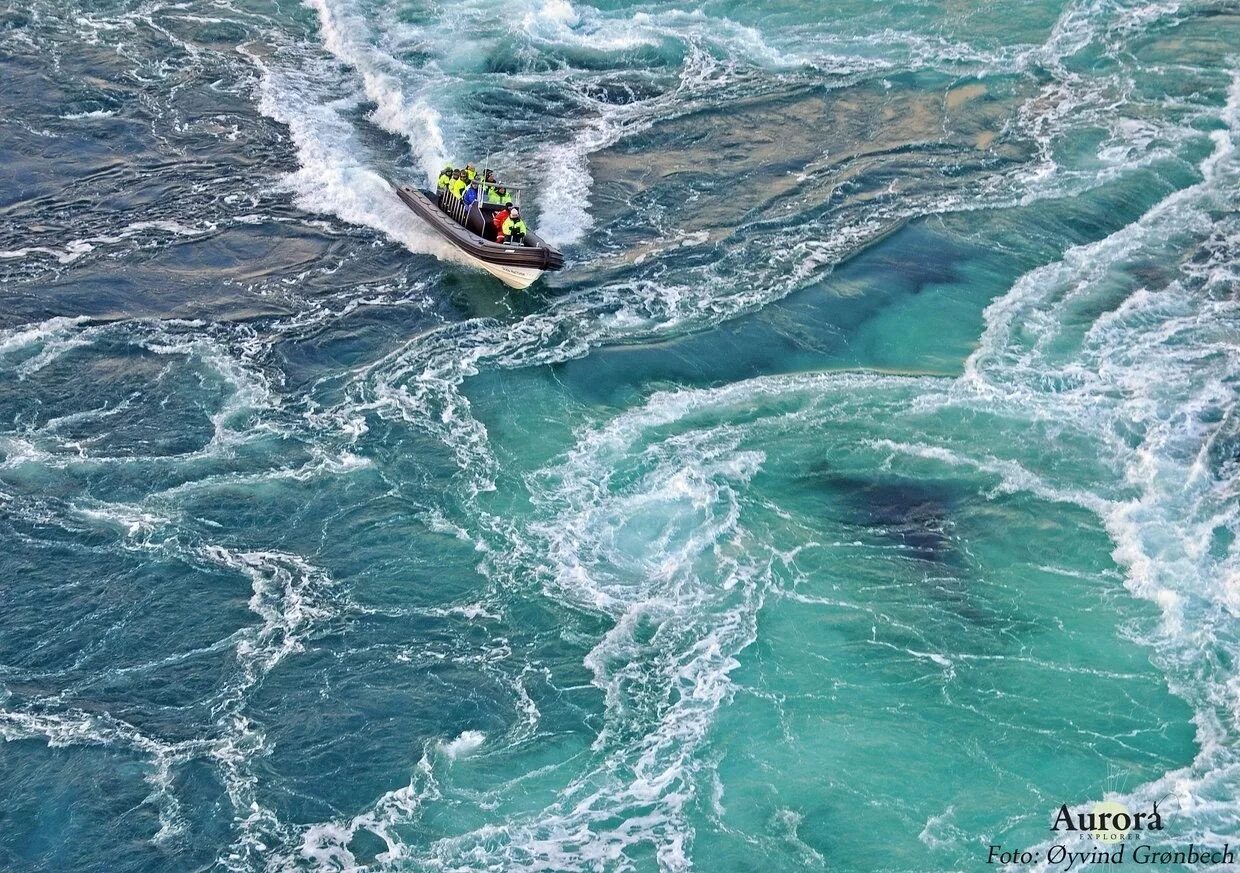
[1,0,1237,870]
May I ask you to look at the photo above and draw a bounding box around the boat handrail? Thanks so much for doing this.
[439,192,469,227]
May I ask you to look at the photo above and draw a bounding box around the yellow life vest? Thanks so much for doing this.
[485,187,513,205]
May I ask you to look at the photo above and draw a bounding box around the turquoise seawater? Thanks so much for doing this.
[1,0,1237,870]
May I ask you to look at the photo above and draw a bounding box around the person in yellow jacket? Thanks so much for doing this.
[463,163,477,182]
[448,170,467,199]
[436,166,452,195]
[498,206,527,244]
[485,184,514,206]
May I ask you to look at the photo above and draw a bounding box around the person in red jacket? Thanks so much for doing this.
[492,204,511,241]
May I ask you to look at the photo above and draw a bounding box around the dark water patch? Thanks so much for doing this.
[295,502,490,611]
[1205,405,1240,480]
[845,220,965,296]
[0,18,304,305]
[18,225,352,323]
[0,7,31,30]
[55,645,253,729]
[579,73,672,106]
[483,34,684,77]
[453,80,599,138]
[814,470,965,568]
[0,741,171,873]
[0,70,146,209]
[161,474,378,557]
[0,341,224,458]
[273,308,436,384]
[246,623,516,824]
[164,14,253,51]
[390,44,436,71]
[0,529,254,705]
[754,452,1049,640]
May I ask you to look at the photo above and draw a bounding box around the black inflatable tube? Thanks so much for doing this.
[394,184,565,272]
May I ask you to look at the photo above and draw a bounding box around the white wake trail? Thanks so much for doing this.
[300,0,446,180]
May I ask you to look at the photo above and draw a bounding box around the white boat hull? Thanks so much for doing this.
[468,254,544,290]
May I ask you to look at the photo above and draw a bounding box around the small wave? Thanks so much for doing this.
[59,108,116,120]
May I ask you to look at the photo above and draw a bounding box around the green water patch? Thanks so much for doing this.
[452,360,1200,871]
[693,449,1196,871]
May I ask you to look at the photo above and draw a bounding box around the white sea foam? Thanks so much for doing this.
[912,72,1240,863]
[388,380,783,867]
[440,729,486,759]
[0,315,93,359]
[243,46,459,266]
[293,750,440,870]
[59,108,116,120]
[521,0,658,52]
[919,805,968,851]
[299,0,446,178]
[199,546,336,675]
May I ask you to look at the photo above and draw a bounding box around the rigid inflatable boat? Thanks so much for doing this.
[395,183,564,289]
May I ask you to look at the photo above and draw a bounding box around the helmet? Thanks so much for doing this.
[510,205,520,215]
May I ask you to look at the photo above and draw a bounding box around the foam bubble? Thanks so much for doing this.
[59,108,116,120]
[441,730,487,760]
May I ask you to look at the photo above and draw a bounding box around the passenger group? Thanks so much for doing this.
[436,162,527,243]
